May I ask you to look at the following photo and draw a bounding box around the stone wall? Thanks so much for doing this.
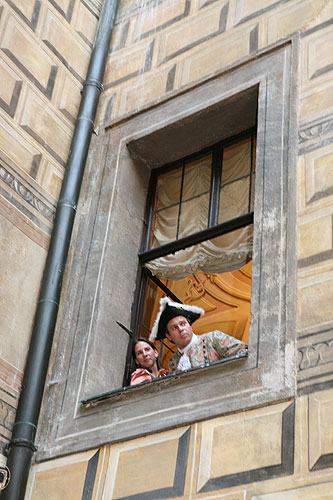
[1,0,332,497]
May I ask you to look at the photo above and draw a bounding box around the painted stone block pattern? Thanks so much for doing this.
[4,0,42,31]
[26,400,297,499]
[0,59,22,118]
[1,15,58,99]
[0,0,100,457]
[42,8,90,84]
[309,389,333,471]
[20,89,72,167]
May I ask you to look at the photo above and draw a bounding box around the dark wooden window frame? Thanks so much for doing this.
[124,128,256,384]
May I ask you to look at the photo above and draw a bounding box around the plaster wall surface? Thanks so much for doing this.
[0,0,332,497]
[0,0,102,455]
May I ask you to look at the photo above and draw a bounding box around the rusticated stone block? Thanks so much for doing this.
[58,74,81,124]
[28,449,99,500]
[104,39,154,89]
[48,0,75,23]
[302,144,333,205]
[298,214,332,262]
[132,0,189,41]
[5,0,41,31]
[309,389,333,471]
[266,0,330,44]
[104,427,191,499]
[158,1,229,64]
[37,159,64,200]
[74,1,98,47]
[196,401,294,492]
[0,59,22,118]
[232,0,280,26]
[180,26,252,85]
[42,8,90,83]
[298,276,333,330]
[300,81,333,124]
[117,70,168,116]
[1,15,58,99]
[0,115,41,176]
[20,88,72,166]
[301,25,333,86]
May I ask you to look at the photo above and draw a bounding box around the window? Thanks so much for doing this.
[125,129,256,381]
[41,43,296,458]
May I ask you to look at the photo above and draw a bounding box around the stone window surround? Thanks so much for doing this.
[37,39,298,460]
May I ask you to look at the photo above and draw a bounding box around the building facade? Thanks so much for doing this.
[0,0,333,498]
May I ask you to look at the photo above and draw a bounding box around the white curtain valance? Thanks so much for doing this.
[145,225,252,280]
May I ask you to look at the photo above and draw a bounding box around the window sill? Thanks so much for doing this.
[80,350,249,408]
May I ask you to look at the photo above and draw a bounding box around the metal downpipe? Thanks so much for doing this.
[3,0,120,497]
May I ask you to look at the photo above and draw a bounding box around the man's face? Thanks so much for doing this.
[166,315,193,349]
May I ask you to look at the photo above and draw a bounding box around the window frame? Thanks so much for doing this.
[139,127,256,263]
[37,42,298,461]
[126,128,256,382]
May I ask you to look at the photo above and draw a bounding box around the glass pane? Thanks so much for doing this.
[221,137,252,184]
[219,177,250,223]
[139,278,160,339]
[154,168,182,211]
[150,153,212,249]
[150,204,179,248]
[178,192,209,239]
[219,136,253,224]
[182,154,212,201]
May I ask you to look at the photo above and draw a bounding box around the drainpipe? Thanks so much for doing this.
[3,0,120,497]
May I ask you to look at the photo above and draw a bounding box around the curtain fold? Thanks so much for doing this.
[146,140,253,280]
[145,225,253,279]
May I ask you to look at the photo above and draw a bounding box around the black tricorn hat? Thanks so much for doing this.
[149,297,205,341]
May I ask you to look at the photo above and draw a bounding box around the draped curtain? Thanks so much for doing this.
[145,139,253,280]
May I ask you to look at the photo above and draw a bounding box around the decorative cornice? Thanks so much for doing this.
[0,163,55,222]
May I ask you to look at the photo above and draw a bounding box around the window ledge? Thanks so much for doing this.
[80,351,249,408]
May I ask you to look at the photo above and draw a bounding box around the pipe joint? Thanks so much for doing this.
[58,199,77,211]
[81,78,104,94]
[5,439,38,453]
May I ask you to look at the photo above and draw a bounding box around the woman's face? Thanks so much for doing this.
[134,341,158,370]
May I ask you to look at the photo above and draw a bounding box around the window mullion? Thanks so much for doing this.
[208,144,222,227]
[142,172,157,252]
[176,162,185,240]
[248,132,255,212]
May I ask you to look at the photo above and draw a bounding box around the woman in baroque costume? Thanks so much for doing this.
[130,337,168,385]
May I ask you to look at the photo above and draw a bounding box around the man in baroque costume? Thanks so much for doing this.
[149,297,248,373]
